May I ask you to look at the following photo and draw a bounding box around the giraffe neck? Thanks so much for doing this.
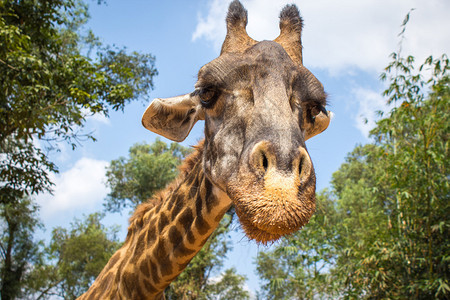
[79,143,232,299]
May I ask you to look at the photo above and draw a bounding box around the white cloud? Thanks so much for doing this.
[36,157,109,218]
[351,87,392,139]
[192,0,230,49]
[193,0,450,73]
[82,108,110,125]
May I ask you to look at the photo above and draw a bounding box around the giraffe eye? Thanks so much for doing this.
[308,104,327,123]
[200,89,215,102]
[198,88,218,108]
[311,105,327,117]
[311,106,320,117]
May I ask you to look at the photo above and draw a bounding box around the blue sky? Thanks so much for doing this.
[35,0,450,295]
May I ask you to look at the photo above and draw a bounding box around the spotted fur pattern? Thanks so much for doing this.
[78,143,231,299]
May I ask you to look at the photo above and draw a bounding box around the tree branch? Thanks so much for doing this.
[0,58,19,71]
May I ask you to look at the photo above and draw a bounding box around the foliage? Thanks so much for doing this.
[0,197,43,300]
[0,1,157,297]
[0,138,57,198]
[354,53,448,298]
[26,213,121,299]
[203,267,250,300]
[256,50,449,299]
[104,138,192,212]
[0,0,157,199]
[327,144,391,298]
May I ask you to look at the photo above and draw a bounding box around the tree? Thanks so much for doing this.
[104,139,193,212]
[25,213,122,299]
[360,54,448,298]
[0,0,157,297]
[329,63,449,296]
[329,14,449,297]
[203,268,250,300]
[0,0,157,199]
[0,197,43,300]
[105,139,249,299]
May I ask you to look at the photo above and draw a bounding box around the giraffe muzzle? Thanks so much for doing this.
[227,140,316,243]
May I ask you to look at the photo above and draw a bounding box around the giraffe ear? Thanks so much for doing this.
[142,93,204,142]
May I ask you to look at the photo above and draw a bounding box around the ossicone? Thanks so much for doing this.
[226,0,248,28]
[221,1,304,65]
[275,4,304,65]
[221,0,256,54]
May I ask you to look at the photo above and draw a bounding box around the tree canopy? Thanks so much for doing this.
[26,213,122,299]
[0,0,157,199]
[104,139,192,212]
[0,0,157,298]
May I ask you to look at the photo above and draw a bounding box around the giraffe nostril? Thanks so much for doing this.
[262,153,269,172]
[297,147,312,181]
[250,141,274,173]
[299,156,303,177]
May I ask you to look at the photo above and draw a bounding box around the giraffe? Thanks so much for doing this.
[79,1,331,299]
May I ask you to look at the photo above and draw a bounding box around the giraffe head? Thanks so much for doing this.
[142,1,331,243]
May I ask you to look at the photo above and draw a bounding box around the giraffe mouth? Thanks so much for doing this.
[227,169,316,244]
[233,193,316,244]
